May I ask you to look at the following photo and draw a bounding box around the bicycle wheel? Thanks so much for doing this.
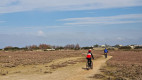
[86,61,89,69]
[91,61,93,69]
[105,54,107,58]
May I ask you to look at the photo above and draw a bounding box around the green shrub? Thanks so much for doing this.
[81,47,93,50]
[107,48,115,50]
[4,46,20,51]
[134,46,142,49]
[119,46,131,50]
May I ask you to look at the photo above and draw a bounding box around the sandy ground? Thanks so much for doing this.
[0,56,112,80]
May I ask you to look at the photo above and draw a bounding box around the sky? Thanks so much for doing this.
[0,0,142,48]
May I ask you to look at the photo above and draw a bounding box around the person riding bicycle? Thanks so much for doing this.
[104,48,108,58]
[86,49,94,67]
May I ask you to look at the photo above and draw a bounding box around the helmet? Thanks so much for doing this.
[88,49,91,53]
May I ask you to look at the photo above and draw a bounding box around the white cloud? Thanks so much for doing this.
[117,37,124,41]
[59,14,142,25]
[37,30,45,37]
[0,0,142,13]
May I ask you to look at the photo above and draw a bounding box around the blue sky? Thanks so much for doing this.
[0,0,142,48]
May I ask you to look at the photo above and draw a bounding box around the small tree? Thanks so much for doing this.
[94,44,99,47]
[4,46,13,51]
[26,45,38,50]
[82,46,93,50]
[39,44,51,50]
[64,44,75,49]
[119,46,131,50]
[4,46,20,51]
[105,44,110,48]
[114,44,121,48]
[21,47,28,50]
[75,44,80,50]
[134,46,142,49]
[55,46,64,50]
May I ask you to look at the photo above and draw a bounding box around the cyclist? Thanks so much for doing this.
[104,48,108,58]
[86,49,94,67]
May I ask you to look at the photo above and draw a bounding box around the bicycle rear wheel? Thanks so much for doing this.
[86,61,89,69]
[91,61,93,69]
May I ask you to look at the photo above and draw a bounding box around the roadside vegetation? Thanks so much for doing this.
[96,50,142,80]
[2,44,81,51]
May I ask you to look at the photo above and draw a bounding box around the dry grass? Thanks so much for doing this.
[0,50,102,75]
[0,50,101,67]
[101,50,142,80]
[0,50,81,67]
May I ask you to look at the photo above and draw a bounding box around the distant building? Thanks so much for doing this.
[101,45,105,48]
[45,48,55,51]
[132,45,142,49]
[129,45,134,49]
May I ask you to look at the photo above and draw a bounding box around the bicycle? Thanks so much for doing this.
[86,60,93,69]
[104,53,107,58]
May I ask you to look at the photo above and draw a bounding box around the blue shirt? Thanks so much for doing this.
[104,49,108,53]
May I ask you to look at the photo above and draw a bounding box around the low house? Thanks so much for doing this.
[101,45,105,48]
[45,48,55,51]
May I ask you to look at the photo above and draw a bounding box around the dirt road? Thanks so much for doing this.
[0,56,112,80]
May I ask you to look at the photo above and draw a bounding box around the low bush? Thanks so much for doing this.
[134,46,142,49]
[119,46,131,50]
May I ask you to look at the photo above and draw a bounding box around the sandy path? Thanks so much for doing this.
[0,56,112,80]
